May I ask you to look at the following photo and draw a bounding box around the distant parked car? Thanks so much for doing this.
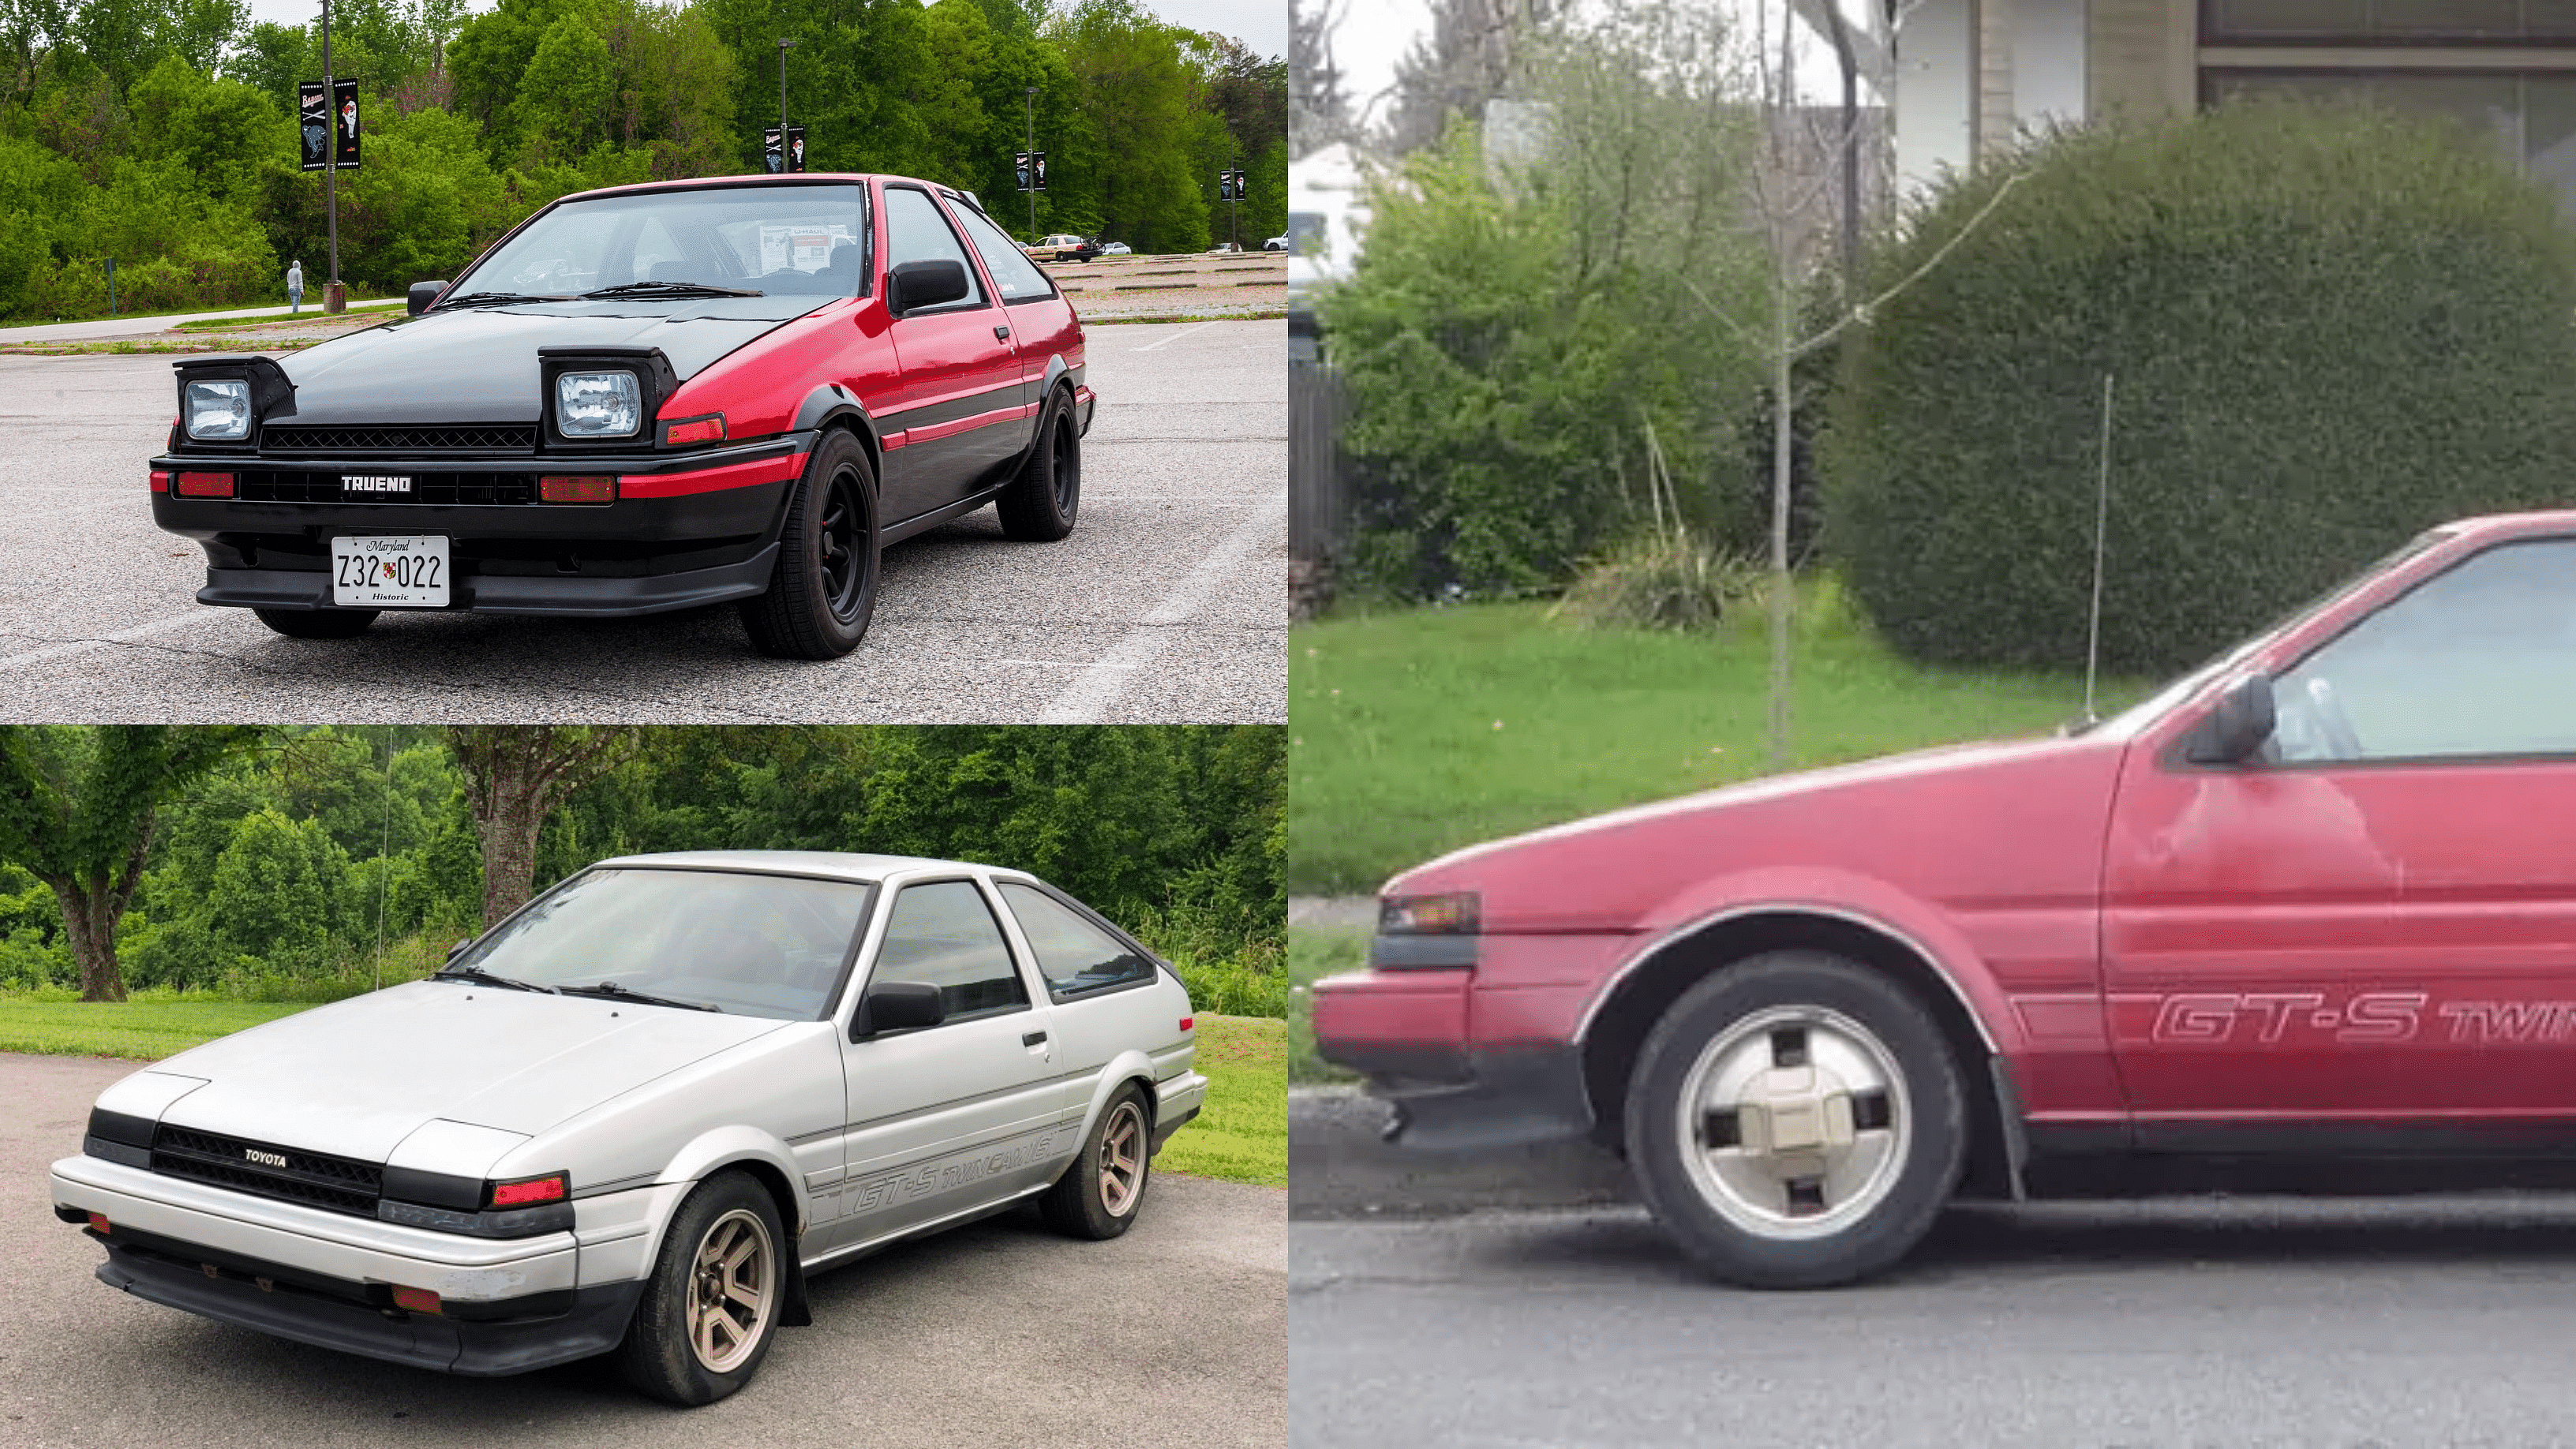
[1208,242,1241,255]
[1023,234,1098,263]
[1264,235,1288,252]
[1099,242,1132,256]
[52,851,1208,1403]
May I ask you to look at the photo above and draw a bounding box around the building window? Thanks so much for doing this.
[2204,0,2576,43]
[2206,70,2576,215]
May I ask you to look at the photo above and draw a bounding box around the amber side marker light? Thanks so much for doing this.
[86,1211,110,1234]
[174,471,234,498]
[391,1285,444,1316]
[539,475,616,504]
[664,414,725,445]
[489,1171,568,1208]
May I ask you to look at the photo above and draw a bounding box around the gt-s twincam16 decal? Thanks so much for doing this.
[831,1124,1073,1217]
[2109,991,2576,1047]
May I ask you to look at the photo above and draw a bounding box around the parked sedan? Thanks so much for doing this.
[51,852,1206,1404]
[1022,234,1099,263]
[1099,242,1133,256]
[1313,511,2576,1288]
[150,175,1096,658]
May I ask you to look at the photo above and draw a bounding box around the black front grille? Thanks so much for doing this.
[237,470,537,505]
[261,424,537,453]
[151,1125,383,1218]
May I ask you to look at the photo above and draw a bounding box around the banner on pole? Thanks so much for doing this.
[1217,168,1247,200]
[786,125,807,172]
[301,80,360,170]
[1017,151,1047,191]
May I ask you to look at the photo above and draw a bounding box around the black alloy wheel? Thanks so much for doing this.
[739,429,880,660]
[996,386,1080,542]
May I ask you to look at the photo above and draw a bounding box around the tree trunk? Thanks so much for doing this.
[45,813,155,1002]
[470,746,551,930]
[1768,271,1795,775]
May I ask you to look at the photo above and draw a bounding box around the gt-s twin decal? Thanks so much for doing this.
[2118,991,2576,1046]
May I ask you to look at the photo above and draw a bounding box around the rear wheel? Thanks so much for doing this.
[739,429,879,659]
[616,1171,785,1406]
[1040,1085,1151,1240]
[995,387,1080,542]
[1624,952,1966,1289]
[253,608,376,638]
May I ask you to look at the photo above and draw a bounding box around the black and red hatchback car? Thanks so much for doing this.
[149,173,1094,658]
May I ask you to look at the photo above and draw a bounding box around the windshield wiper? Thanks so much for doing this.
[578,282,764,300]
[434,290,574,310]
[433,966,559,994]
[556,979,721,1012]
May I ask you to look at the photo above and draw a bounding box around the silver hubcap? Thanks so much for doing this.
[1675,1005,1909,1240]
[687,1208,774,1374]
[1099,1101,1146,1216]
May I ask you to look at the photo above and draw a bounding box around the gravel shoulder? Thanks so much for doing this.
[6,1052,1284,1449]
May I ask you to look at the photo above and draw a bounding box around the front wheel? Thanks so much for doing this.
[616,1171,787,1406]
[1624,951,1966,1289]
[253,608,376,638]
[739,429,880,660]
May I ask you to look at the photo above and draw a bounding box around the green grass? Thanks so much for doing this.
[1288,927,1365,1084]
[1152,1013,1286,1187]
[174,301,402,330]
[1287,583,2149,894]
[0,995,1288,1189]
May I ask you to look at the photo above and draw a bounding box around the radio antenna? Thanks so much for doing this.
[2083,373,2115,725]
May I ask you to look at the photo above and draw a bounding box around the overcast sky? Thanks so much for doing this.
[242,0,1284,58]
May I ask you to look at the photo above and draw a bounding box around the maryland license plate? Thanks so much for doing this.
[331,535,449,608]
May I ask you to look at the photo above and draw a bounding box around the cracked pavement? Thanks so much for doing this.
[0,317,1283,723]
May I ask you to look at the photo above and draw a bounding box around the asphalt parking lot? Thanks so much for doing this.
[0,317,1282,723]
[3,1053,1285,1449]
[1292,1089,2576,1448]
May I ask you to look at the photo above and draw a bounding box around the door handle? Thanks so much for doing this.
[994,325,1011,340]
[1022,1031,1047,1046]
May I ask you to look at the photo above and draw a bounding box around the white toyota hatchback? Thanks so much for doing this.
[50,852,1208,1404]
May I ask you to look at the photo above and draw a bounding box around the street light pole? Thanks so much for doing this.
[323,0,339,304]
[777,38,794,165]
[1229,136,1239,251]
[1024,86,1037,242]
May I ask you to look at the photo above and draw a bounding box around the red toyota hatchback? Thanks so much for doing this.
[149,174,1093,658]
[1314,514,2576,1286]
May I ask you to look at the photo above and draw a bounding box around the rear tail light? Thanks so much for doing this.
[488,1171,567,1208]
[540,475,615,504]
[86,1211,110,1234]
[391,1285,444,1316]
[1178,1017,1193,1032]
[174,471,234,498]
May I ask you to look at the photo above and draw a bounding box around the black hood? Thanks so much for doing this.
[274,296,832,425]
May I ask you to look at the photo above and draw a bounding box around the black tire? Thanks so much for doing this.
[615,1171,788,1406]
[253,608,376,638]
[994,386,1080,542]
[1039,1084,1151,1240]
[1623,951,1966,1290]
[739,429,879,660]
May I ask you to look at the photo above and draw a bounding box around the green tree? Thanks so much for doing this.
[444,726,646,927]
[0,725,262,1001]
[206,807,353,972]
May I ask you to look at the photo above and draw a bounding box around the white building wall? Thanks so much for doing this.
[2016,0,2091,131]
[1894,0,1978,196]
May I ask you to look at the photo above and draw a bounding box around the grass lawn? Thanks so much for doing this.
[0,997,1288,1191]
[1289,927,1365,1084]
[1288,587,2150,894]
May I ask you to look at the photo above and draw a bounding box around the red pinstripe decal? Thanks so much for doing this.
[619,451,807,499]
[902,405,1028,446]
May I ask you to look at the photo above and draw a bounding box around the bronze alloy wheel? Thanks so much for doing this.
[687,1207,776,1374]
[1098,1099,1147,1216]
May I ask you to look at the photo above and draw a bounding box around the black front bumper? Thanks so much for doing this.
[150,435,807,618]
[1331,1043,1597,1154]
[95,1234,645,1376]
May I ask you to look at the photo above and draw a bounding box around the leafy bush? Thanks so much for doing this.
[1824,101,2576,673]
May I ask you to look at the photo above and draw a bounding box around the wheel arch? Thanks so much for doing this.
[1073,1051,1164,1134]
[790,384,882,483]
[1574,907,2021,1198]
[658,1128,811,1241]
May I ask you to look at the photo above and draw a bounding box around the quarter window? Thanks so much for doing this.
[2271,538,2576,762]
[882,186,986,309]
[872,881,1028,1018]
[998,883,1157,997]
[952,204,1058,304]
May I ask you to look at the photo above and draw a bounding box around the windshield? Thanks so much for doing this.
[448,867,876,1020]
[451,184,871,301]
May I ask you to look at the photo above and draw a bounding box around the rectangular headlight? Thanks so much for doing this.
[184,379,252,440]
[556,370,640,438]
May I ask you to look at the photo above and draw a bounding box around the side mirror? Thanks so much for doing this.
[2188,672,2277,766]
[409,280,448,316]
[447,937,474,963]
[852,981,945,1039]
[888,259,968,316]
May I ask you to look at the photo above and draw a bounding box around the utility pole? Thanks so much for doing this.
[323,0,339,310]
[1024,86,1037,242]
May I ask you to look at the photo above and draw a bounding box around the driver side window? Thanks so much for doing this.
[872,881,1028,1020]
[881,187,985,309]
[2273,538,2576,762]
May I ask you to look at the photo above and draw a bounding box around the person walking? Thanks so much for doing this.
[287,259,305,315]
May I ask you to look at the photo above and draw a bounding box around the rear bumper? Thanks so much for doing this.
[1311,968,1596,1153]
[1152,1071,1208,1148]
[1074,386,1096,438]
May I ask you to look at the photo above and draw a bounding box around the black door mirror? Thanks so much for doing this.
[889,259,968,316]
[853,980,945,1039]
[2188,672,2277,765]
[409,279,448,315]
[447,937,474,963]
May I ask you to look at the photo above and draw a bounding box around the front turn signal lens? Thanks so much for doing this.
[663,414,725,445]
[539,475,615,504]
[87,1211,110,1234]
[390,1285,444,1316]
[1380,891,1480,935]
[174,472,234,498]
[488,1171,568,1208]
